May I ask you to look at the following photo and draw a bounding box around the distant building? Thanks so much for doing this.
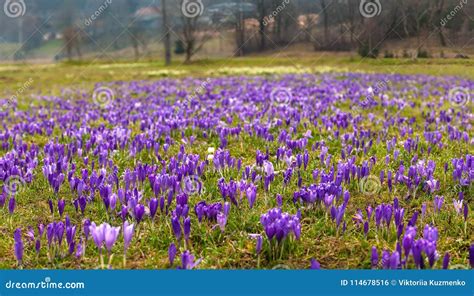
[133,6,161,29]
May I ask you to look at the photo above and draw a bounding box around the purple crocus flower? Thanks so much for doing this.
[83,219,91,241]
[75,239,84,259]
[184,217,191,240]
[8,197,15,214]
[123,221,135,252]
[223,202,230,216]
[134,204,145,224]
[363,221,369,236]
[276,194,282,207]
[13,228,23,265]
[58,199,65,217]
[331,204,346,229]
[389,251,400,269]
[0,192,6,207]
[381,250,391,269]
[246,184,257,209]
[310,258,321,270]
[260,208,301,242]
[35,239,41,254]
[433,195,444,213]
[109,193,117,211]
[66,225,76,249]
[100,185,111,211]
[421,202,427,218]
[412,239,424,269]
[55,222,65,247]
[387,171,392,192]
[425,241,437,268]
[256,235,263,254]
[38,223,45,238]
[48,199,53,214]
[217,212,227,232]
[90,222,106,251]
[442,252,450,269]
[149,198,158,219]
[168,243,177,266]
[426,179,439,193]
[78,196,87,214]
[353,209,364,226]
[26,227,35,242]
[46,222,55,246]
[366,205,373,221]
[423,224,438,242]
[171,215,182,241]
[104,223,120,252]
[371,247,378,269]
[121,205,128,222]
[180,250,201,269]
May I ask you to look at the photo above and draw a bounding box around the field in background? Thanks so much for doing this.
[1,54,473,98]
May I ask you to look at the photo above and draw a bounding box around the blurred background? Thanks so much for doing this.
[0,0,473,64]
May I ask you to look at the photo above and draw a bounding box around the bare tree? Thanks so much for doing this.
[235,0,246,56]
[179,0,212,63]
[320,0,330,48]
[257,0,267,51]
[63,26,82,60]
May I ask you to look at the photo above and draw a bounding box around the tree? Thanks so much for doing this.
[257,0,267,51]
[320,0,330,48]
[162,0,172,65]
[63,26,82,60]
[179,0,212,63]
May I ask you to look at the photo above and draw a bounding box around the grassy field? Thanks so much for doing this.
[1,54,473,96]
[0,55,472,269]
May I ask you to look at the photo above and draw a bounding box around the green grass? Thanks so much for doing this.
[1,54,473,97]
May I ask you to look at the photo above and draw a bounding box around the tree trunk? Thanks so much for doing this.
[258,0,266,51]
[185,38,194,63]
[162,0,171,65]
[321,0,329,48]
[235,0,245,56]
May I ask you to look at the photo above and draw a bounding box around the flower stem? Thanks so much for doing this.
[100,250,104,270]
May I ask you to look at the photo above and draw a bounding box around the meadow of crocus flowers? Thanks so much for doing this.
[0,72,473,270]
